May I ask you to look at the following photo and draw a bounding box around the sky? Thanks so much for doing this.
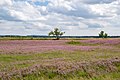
[0,0,120,36]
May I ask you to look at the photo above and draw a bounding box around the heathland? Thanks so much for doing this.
[0,38,120,80]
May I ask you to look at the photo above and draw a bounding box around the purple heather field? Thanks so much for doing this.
[0,39,120,80]
[0,39,120,53]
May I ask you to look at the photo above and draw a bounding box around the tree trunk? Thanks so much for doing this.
[56,36,59,40]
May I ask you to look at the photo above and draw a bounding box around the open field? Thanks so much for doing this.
[0,38,120,80]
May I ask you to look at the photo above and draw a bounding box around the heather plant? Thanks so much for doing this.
[0,39,120,80]
[48,28,65,40]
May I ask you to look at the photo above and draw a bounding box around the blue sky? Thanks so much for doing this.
[0,0,120,36]
[34,1,49,6]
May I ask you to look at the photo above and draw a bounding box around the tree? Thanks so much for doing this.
[48,28,65,40]
[99,31,108,38]
[104,33,108,38]
[99,31,104,38]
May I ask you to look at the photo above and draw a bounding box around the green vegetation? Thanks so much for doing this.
[66,40,81,45]
[48,28,65,40]
[66,40,105,46]
[0,50,120,79]
[0,37,50,40]
[99,31,108,38]
[0,39,120,80]
[66,40,96,46]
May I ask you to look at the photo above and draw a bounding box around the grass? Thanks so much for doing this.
[0,39,120,80]
[66,40,91,46]
[0,37,52,40]
[66,40,81,45]
[0,50,119,79]
[66,40,99,46]
[3,70,120,80]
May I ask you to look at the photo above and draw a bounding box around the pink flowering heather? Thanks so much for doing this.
[80,39,120,45]
[0,40,98,54]
[0,39,119,54]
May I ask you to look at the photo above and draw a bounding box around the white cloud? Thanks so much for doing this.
[79,0,117,4]
[0,0,120,36]
[0,0,13,6]
[90,0,120,17]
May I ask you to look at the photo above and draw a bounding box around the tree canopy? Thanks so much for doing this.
[48,28,65,40]
[99,31,108,38]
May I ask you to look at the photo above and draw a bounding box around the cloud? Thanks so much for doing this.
[90,1,120,17]
[0,0,46,21]
[0,0,120,36]
[0,0,13,6]
[80,0,117,4]
[87,23,103,28]
[47,0,99,18]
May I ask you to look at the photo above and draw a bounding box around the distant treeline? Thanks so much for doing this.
[0,35,120,38]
